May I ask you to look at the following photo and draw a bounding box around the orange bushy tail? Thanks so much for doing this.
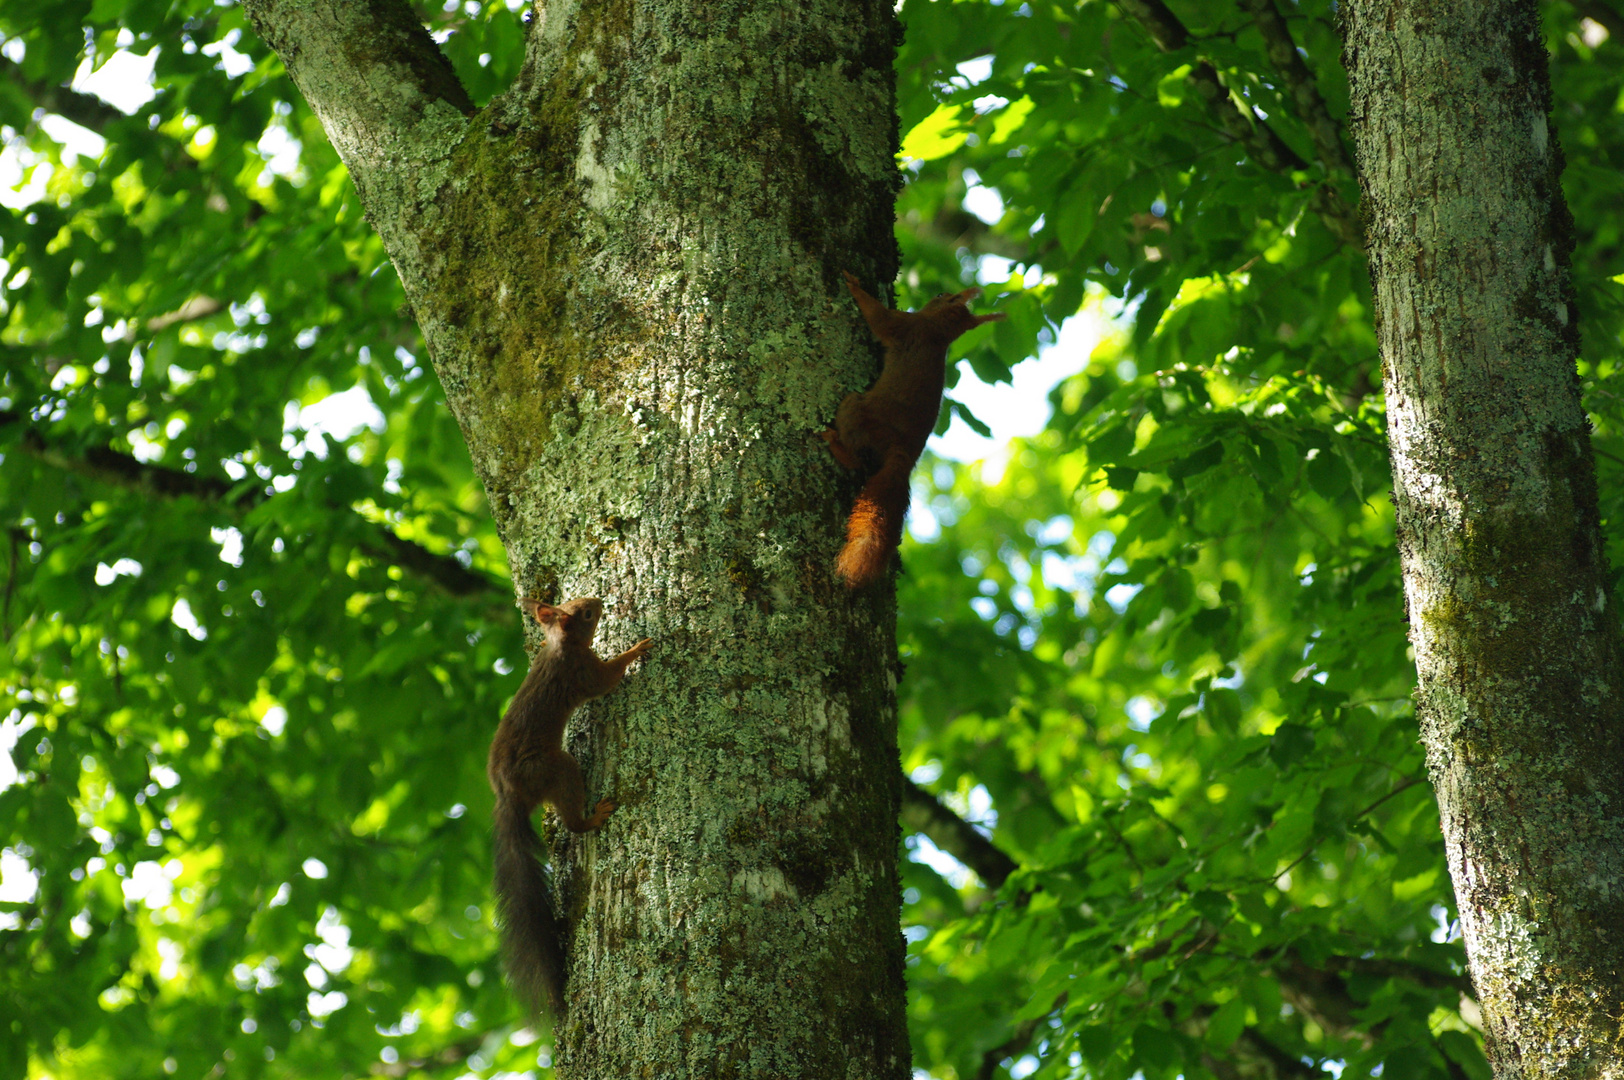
[493,794,566,1021]
[837,447,915,587]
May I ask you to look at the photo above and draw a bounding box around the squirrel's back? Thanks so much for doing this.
[829,273,1004,587]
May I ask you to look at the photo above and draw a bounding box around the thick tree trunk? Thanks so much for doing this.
[1342,2,1624,1074]
[240,2,911,1077]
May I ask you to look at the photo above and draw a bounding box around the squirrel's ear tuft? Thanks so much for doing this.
[521,598,561,625]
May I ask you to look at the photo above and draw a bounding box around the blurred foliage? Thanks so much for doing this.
[0,1,1618,1079]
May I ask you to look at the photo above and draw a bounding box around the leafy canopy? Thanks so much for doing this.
[2,2,1622,1080]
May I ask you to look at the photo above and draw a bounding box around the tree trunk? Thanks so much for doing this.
[238,2,912,1076]
[1342,2,1624,1074]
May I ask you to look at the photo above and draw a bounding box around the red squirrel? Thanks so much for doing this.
[488,596,652,1021]
[824,270,1005,586]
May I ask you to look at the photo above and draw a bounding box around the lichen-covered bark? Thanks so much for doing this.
[1342,2,1624,1074]
[241,1,911,1077]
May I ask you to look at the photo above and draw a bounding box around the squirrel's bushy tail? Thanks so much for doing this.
[493,795,566,1021]
[837,447,915,587]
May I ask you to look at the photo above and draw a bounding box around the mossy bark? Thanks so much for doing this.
[241,1,911,1076]
[1343,2,1624,1074]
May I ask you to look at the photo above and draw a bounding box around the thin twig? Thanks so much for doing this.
[1,410,503,601]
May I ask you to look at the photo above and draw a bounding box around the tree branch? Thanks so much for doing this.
[1273,949,1474,1049]
[0,56,129,132]
[910,205,1039,264]
[1238,1028,1322,1079]
[974,993,1066,1080]
[900,777,1019,889]
[1236,0,1356,179]
[240,0,474,187]
[368,1034,486,1077]
[2,412,502,601]
[2,526,22,641]
[1185,59,1308,173]
[367,526,498,601]
[1113,0,1361,246]
[19,426,240,502]
[141,296,225,336]
[1114,0,1192,51]
[237,1,487,464]
[902,777,1478,1063]
[1318,953,1473,997]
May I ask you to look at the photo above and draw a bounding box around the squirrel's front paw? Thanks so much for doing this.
[586,799,617,831]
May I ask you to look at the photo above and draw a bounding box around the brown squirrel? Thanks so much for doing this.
[823,270,1005,586]
[488,596,652,1021]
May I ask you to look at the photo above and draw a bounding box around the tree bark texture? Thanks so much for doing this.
[1342,2,1624,1075]
[239,2,911,1077]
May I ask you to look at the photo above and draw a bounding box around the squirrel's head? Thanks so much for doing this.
[520,596,603,643]
[915,286,1006,340]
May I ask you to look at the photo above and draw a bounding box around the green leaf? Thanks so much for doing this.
[1104,466,1139,491]
[990,96,1036,144]
[1306,448,1352,501]
[1437,1030,1492,1080]
[1132,1023,1180,1071]
[900,103,969,162]
[1205,688,1242,734]
[1157,64,1193,107]
[1204,998,1247,1050]
[1166,440,1225,481]
[1077,1024,1115,1064]
[1268,723,1317,767]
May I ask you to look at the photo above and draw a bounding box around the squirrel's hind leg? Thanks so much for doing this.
[546,753,615,833]
[821,428,862,470]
